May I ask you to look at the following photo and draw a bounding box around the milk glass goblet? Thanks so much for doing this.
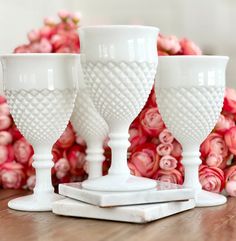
[1,54,78,211]
[71,57,109,179]
[79,25,159,192]
[155,56,228,207]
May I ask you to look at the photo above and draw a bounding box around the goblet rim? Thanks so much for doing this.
[79,25,159,32]
[159,55,229,60]
[0,53,80,58]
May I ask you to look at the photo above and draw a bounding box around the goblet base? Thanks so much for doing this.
[82,174,157,192]
[8,193,63,211]
[195,190,227,207]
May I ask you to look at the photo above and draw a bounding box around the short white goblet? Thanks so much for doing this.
[155,56,229,207]
[70,57,109,179]
[1,53,78,211]
[79,25,159,192]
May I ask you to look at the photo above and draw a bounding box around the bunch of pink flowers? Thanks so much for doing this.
[1,11,236,197]
[14,10,80,54]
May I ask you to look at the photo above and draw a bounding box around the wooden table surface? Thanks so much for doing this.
[1,190,236,241]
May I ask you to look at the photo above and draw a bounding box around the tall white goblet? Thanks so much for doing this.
[79,25,159,192]
[155,56,229,207]
[1,54,78,211]
[70,57,109,179]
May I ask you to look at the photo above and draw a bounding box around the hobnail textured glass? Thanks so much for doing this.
[6,89,76,145]
[79,25,159,192]
[85,61,157,122]
[157,86,225,145]
[1,53,78,211]
[155,56,228,207]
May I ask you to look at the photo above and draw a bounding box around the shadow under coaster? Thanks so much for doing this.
[52,198,195,223]
[58,181,194,207]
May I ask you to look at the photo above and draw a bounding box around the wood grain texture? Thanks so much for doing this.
[0,190,236,241]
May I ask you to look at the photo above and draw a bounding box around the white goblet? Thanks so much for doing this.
[155,56,229,207]
[70,58,109,179]
[1,54,78,211]
[79,25,159,192]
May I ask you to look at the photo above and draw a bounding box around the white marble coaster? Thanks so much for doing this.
[59,181,194,207]
[52,198,195,223]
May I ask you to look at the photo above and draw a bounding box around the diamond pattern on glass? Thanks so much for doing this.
[84,61,157,122]
[5,89,76,145]
[71,89,108,139]
[156,86,224,145]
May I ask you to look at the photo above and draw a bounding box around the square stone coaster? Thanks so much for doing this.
[59,181,194,207]
[52,198,195,223]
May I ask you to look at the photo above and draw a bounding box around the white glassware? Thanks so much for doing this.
[79,25,159,192]
[155,56,229,207]
[70,57,109,179]
[1,53,78,211]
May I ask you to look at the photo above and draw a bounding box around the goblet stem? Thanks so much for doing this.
[82,126,156,191]
[108,132,131,175]
[182,146,226,207]
[33,153,54,194]
[182,149,202,191]
[86,142,105,179]
[8,147,62,211]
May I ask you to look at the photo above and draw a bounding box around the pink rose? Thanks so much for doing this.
[38,38,53,53]
[0,96,6,104]
[0,102,10,115]
[0,131,12,145]
[223,88,236,114]
[224,127,236,155]
[214,114,235,135]
[9,125,23,140]
[13,138,33,164]
[159,128,174,144]
[158,50,169,56]
[153,168,183,185]
[199,165,224,193]
[140,107,165,137]
[40,26,55,39]
[223,164,236,196]
[75,135,86,147]
[52,144,63,162]
[58,10,70,20]
[27,29,40,42]
[54,158,70,179]
[179,38,202,55]
[0,145,14,165]
[225,181,236,197]
[144,87,157,108]
[171,140,183,160]
[0,115,12,130]
[159,155,177,171]
[66,145,86,176]
[44,17,57,26]
[26,175,36,191]
[200,133,228,158]
[156,143,173,156]
[14,44,32,53]
[0,162,25,189]
[158,35,181,55]
[26,157,35,177]
[128,127,147,152]
[225,165,236,182]
[70,12,81,24]
[56,124,75,149]
[205,152,223,168]
[128,143,160,178]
